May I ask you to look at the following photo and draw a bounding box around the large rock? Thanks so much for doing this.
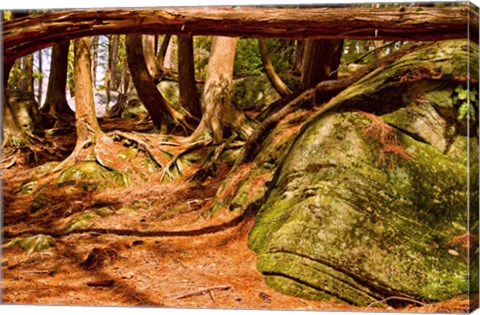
[247,40,478,306]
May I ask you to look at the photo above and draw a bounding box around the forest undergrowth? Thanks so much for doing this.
[1,115,473,313]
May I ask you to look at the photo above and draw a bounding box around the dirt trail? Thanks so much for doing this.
[1,170,351,310]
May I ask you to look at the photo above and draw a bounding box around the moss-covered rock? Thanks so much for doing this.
[57,162,127,190]
[233,74,281,110]
[247,40,477,306]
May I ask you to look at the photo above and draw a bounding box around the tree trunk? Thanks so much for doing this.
[125,34,175,130]
[193,36,252,143]
[143,35,162,80]
[42,41,74,117]
[37,49,43,104]
[3,6,475,64]
[2,60,54,167]
[258,38,292,97]
[90,36,99,88]
[301,39,344,89]
[162,36,174,70]
[293,40,304,74]
[73,37,102,143]
[157,34,172,69]
[109,35,120,91]
[177,35,201,120]
[105,35,120,111]
[2,62,24,146]
[17,54,35,93]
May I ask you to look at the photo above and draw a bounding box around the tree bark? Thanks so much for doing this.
[18,54,34,93]
[193,36,251,143]
[37,49,43,104]
[42,41,74,117]
[143,35,162,80]
[2,62,24,146]
[162,36,175,70]
[293,40,304,74]
[73,37,101,143]
[105,35,119,111]
[3,6,475,64]
[125,34,175,130]
[177,35,201,120]
[258,38,292,97]
[157,34,172,69]
[90,36,99,88]
[301,39,344,89]
[109,35,120,91]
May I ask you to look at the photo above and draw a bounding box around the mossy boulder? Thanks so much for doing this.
[233,74,281,110]
[57,162,127,190]
[247,40,478,306]
[122,97,148,119]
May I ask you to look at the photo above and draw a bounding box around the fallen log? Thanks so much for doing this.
[3,5,478,64]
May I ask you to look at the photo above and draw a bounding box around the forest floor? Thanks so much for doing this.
[1,117,472,313]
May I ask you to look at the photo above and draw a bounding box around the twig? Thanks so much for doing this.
[209,289,217,304]
[149,251,159,264]
[173,285,231,299]
[365,296,428,311]
[175,259,188,269]
[143,252,151,264]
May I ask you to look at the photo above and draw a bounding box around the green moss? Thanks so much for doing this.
[30,190,51,213]
[15,181,39,196]
[7,234,56,254]
[57,162,127,189]
[95,207,114,218]
[118,147,138,160]
[425,89,454,108]
[64,211,99,233]
[249,88,470,304]
[234,41,476,306]
[30,161,59,176]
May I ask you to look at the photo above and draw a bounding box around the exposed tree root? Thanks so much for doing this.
[159,138,213,182]
[2,202,253,239]
[239,42,429,164]
[357,110,414,168]
[173,285,231,300]
[2,131,64,169]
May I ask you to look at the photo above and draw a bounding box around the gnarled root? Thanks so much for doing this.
[2,132,62,169]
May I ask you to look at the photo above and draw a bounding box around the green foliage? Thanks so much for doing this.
[67,43,75,96]
[7,234,55,254]
[454,85,478,121]
[3,11,12,20]
[8,135,23,148]
[233,38,295,79]
[234,38,263,78]
[193,36,212,81]
[264,39,296,74]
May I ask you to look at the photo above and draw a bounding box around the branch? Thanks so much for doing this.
[173,285,232,299]
[258,38,292,97]
[239,42,429,164]
[365,296,428,311]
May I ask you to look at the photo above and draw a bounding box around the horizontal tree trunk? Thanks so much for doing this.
[3,5,477,64]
